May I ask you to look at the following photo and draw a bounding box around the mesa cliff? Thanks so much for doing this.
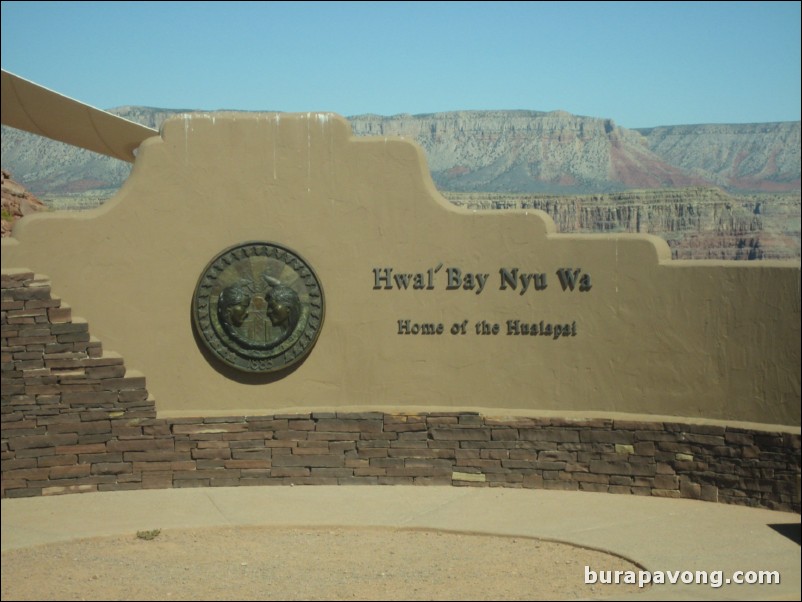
[350,111,799,194]
[1,109,799,259]
[2,108,799,198]
[445,188,800,261]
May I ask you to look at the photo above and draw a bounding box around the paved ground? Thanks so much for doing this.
[2,486,800,600]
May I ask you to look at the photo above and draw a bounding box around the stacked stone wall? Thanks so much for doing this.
[2,270,799,511]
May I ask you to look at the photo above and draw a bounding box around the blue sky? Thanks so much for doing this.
[1,1,799,128]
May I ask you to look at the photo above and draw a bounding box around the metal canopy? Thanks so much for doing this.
[1,69,157,163]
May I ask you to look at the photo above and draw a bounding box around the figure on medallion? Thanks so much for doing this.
[263,275,302,347]
[217,280,252,341]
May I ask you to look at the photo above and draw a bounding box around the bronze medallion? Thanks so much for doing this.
[192,242,324,373]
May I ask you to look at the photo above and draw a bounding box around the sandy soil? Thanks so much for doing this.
[1,525,645,600]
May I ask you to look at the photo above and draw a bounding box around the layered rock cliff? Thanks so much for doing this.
[2,109,799,198]
[445,188,800,260]
[637,123,801,192]
[2,109,799,259]
[350,110,713,193]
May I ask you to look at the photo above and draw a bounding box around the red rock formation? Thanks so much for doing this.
[1,169,47,237]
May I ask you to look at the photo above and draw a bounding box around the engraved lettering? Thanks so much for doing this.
[474,320,500,335]
[499,268,548,294]
[506,320,577,338]
[374,264,442,290]
[447,267,489,294]
[397,320,444,335]
[556,268,592,292]
[394,272,412,289]
[373,267,393,289]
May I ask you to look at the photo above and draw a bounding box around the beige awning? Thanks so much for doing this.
[1,69,158,163]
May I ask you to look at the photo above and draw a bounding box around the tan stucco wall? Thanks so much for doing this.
[2,114,799,425]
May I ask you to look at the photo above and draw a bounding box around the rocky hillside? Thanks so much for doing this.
[2,109,799,198]
[1,169,47,237]
[0,107,186,200]
[636,123,800,193]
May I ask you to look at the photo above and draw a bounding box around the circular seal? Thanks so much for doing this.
[192,242,324,373]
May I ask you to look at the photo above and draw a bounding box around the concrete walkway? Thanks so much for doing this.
[2,486,799,600]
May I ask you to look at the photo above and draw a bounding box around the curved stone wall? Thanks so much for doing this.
[2,270,799,512]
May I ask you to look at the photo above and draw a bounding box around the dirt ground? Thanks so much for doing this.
[1,525,645,600]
